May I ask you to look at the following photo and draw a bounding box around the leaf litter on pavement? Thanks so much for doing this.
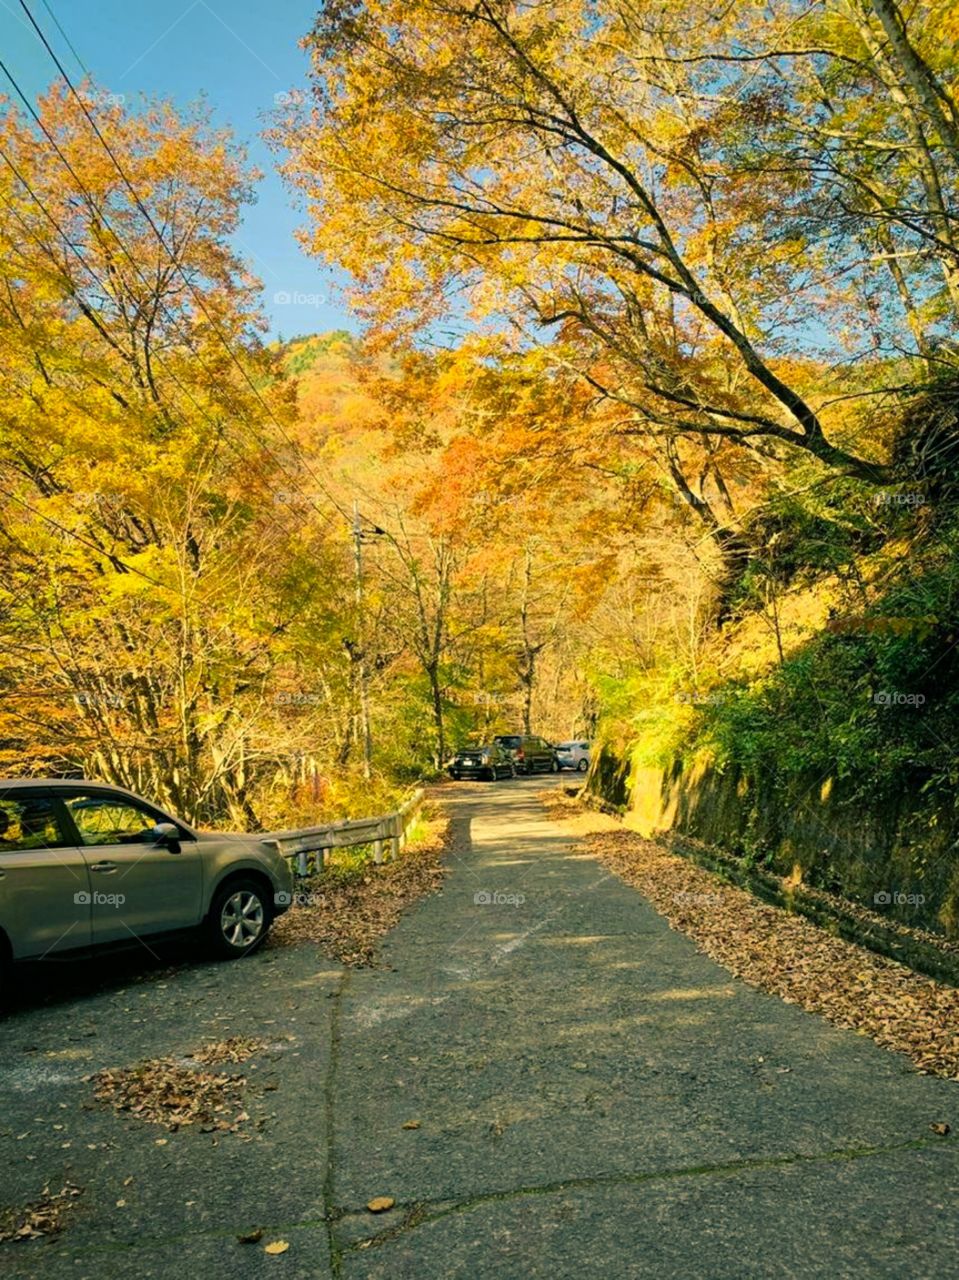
[89,1036,268,1132]
[0,1183,82,1245]
[186,1036,265,1066]
[584,824,959,1081]
[268,815,450,966]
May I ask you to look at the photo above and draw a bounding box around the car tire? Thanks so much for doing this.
[577,759,588,771]
[206,877,272,959]
[451,772,461,781]
[485,767,497,781]
[550,758,559,773]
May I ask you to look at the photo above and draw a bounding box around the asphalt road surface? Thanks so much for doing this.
[1,776,957,1279]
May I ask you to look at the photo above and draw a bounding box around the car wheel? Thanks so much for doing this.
[550,758,559,773]
[485,767,497,781]
[577,759,588,771]
[207,877,272,959]
[451,772,461,781]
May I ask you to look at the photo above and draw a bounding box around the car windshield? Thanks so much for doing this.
[494,735,521,747]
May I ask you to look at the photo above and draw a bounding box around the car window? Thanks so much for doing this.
[0,793,70,851]
[63,793,161,846]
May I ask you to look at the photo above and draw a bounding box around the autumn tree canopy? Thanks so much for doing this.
[278,0,959,498]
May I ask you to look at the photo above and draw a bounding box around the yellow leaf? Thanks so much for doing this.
[366,1196,395,1213]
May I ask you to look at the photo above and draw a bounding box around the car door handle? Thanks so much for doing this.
[90,861,118,873]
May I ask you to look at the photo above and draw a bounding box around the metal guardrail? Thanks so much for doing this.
[261,788,426,877]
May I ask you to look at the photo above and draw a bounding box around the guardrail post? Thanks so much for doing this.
[297,850,308,876]
[373,835,384,864]
[389,811,401,860]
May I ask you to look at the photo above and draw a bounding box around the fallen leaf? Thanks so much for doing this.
[930,1122,951,1136]
[401,1120,421,1130]
[366,1197,395,1213]
[264,1240,289,1254]
[237,1228,264,1244]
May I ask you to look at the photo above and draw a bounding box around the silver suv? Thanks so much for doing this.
[0,779,293,998]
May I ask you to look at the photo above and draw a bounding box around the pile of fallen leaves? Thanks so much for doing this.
[0,1184,82,1245]
[269,816,449,966]
[186,1036,264,1066]
[587,828,959,1080]
[90,1055,250,1132]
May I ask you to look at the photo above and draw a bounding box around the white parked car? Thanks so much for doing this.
[555,741,591,772]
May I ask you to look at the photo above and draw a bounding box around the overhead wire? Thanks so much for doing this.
[17,0,352,526]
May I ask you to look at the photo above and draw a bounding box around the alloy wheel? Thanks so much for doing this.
[220,889,265,949]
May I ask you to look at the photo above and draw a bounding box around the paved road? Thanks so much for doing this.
[2,777,957,1279]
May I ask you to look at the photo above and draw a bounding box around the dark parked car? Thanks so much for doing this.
[448,742,516,781]
[493,735,559,775]
[0,778,294,998]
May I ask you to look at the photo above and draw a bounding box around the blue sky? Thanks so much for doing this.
[0,0,354,339]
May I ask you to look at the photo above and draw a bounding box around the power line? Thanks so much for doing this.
[0,62,339,546]
[18,0,353,528]
[37,0,88,77]
[0,488,168,587]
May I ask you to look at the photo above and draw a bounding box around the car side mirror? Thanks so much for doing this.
[151,822,181,852]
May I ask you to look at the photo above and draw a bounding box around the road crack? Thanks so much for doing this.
[341,1134,949,1252]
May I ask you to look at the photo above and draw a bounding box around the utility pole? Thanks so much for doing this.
[351,502,386,779]
[352,501,373,779]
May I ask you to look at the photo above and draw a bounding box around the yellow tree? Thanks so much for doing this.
[0,85,345,823]
[276,0,923,490]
